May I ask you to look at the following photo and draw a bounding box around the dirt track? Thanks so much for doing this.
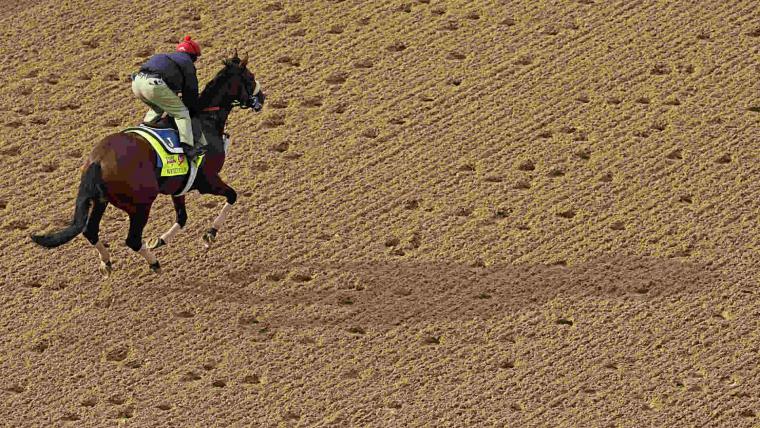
[1,0,759,426]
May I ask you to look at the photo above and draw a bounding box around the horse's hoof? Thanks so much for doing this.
[149,261,161,274]
[147,237,166,250]
[99,260,113,278]
[202,228,218,249]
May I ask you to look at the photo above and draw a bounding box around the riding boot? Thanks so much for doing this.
[180,143,198,163]
[180,143,205,164]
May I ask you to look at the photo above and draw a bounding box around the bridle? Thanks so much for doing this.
[202,59,263,113]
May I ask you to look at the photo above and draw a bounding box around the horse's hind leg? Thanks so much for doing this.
[83,201,112,277]
[147,195,187,249]
[126,204,161,273]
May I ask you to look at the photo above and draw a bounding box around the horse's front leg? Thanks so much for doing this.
[147,195,187,249]
[202,181,237,249]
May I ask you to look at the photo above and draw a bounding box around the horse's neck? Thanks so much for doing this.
[197,108,230,136]
[198,95,229,111]
[198,79,232,111]
[198,75,234,135]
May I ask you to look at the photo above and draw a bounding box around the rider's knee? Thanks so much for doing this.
[125,235,142,252]
[175,108,191,120]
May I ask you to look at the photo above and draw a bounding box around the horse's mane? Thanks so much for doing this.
[199,66,232,98]
[198,58,244,108]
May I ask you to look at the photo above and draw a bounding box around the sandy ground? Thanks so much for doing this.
[0,0,759,426]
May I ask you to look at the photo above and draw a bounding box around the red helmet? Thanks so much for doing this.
[176,35,201,56]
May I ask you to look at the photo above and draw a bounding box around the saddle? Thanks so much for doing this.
[123,122,205,196]
[137,117,184,154]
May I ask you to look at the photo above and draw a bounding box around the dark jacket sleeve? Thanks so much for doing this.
[165,52,200,115]
[180,62,200,115]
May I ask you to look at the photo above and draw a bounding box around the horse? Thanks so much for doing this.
[30,53,265,276]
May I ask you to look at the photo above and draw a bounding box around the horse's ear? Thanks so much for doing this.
[241,54,248,68]
[233,48,239,59]
[222,59,231,67]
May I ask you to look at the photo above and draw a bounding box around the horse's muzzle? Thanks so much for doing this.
[250,91,265,112]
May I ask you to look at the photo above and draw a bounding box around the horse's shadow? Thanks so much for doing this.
[156,255,722,330]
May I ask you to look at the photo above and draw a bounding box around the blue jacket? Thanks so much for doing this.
[140,52,199,114]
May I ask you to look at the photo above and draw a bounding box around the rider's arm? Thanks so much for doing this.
[181,64,200,115]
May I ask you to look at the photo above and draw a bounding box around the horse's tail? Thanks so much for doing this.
[31,162,104,248]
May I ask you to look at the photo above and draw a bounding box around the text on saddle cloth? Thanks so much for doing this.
[123,127,202,177]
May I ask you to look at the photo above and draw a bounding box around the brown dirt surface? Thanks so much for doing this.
[1,0,759,426]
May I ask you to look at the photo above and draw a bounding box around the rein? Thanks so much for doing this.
[203,101,250,112]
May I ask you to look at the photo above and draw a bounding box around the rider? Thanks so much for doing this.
[132,35,204,161]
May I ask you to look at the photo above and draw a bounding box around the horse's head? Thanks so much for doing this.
[200,51,265,112]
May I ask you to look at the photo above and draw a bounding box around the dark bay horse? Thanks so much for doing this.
[31,54,264,276]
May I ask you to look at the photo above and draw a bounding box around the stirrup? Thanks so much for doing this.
[181,144,204,160]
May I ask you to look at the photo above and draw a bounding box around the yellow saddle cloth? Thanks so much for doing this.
[123,127,203,177]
